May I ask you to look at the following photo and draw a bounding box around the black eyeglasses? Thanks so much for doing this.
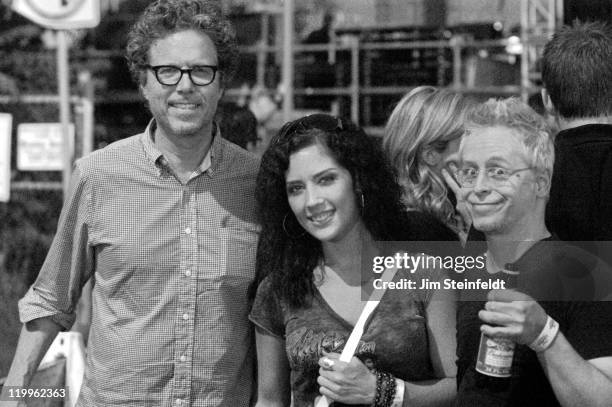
[457,166,533,188]
[145,65,218,86]
[284,114,344,136]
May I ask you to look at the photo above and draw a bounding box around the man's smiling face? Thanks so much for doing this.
[141,29,223,140]
[460,126,539,237]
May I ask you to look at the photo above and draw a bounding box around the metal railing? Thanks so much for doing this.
[227,35,538,126]
[3,19,556,132]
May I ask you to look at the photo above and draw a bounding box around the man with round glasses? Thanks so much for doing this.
[454,98,612,406]
[2,1,260,406]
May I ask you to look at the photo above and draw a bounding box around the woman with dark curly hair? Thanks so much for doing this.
[249,114,457,407]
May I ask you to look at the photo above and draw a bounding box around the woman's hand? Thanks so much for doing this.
[442,167,472,232]
[317,352,376,405]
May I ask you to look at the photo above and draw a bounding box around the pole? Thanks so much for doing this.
[520,0,530,102]
[281,0,294,123]
[256,13,269,88]
[451,36,463,90]
[350,36,359,124]
[78,71,95,156]
[57,30,72,196]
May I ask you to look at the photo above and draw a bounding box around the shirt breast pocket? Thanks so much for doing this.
[222,217,260,282]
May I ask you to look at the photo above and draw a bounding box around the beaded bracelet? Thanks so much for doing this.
[373,371,397,407]
[383,374,396,406]
[373,371,383,406]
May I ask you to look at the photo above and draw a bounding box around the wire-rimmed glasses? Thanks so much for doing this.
[457,166,533,187]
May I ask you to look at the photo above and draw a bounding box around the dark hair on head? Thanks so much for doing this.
[542,21,612,119]
[216,102,258,149]
[253,114,411,308]
[126,0,239,87]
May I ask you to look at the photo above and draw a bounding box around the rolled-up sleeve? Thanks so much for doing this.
[18,161,94,330]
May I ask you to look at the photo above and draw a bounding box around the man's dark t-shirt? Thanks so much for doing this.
[455,237,612,406]
[546,124,612,242]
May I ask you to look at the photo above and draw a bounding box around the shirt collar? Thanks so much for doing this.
[140,119,217,177]
[503,234,558,272]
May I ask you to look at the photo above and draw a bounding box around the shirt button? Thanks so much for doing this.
[182,313,189,321]
[180,355,187,362]
[184,227,192,235]
[185,270,192,277]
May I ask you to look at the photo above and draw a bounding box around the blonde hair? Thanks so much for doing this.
[465,97,554,176]
[383,86,474,231]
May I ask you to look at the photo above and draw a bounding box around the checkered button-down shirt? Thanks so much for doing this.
[19,122,261,406]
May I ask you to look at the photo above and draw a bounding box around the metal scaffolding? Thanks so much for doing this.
[14,1,566,133]
[519,0,564,99]
[222,0,567,129]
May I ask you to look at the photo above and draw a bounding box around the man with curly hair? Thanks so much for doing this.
[2,1,259,406]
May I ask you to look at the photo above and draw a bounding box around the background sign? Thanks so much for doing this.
[0,114,12,202]
[11,0,100,29]
[17,123,74,171]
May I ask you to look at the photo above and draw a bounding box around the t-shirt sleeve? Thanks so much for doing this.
[563,301,612,360]
[249,277,286,338]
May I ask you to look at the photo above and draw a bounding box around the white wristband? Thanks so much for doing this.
[529,315,559,352]
[390,378,405,407]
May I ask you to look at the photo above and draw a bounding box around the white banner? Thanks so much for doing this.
[0,113,12,202]
[17,123,74,171]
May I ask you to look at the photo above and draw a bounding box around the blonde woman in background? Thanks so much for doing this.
[383,86,476,242]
